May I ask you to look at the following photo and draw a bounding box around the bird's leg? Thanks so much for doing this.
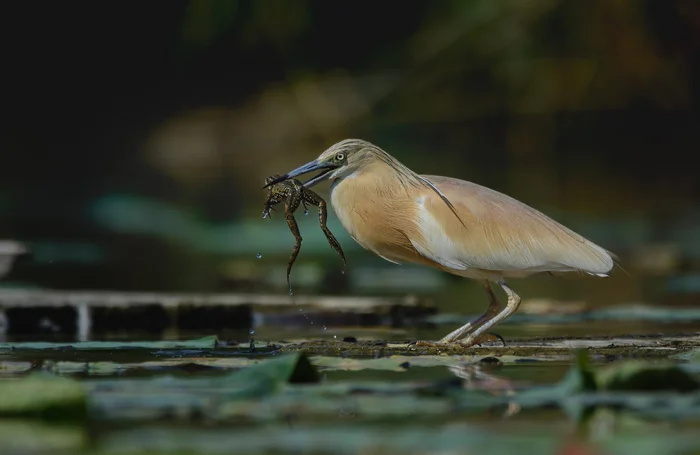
[437,280,502,344]
[317,199,347,267]
[457,280,521,348]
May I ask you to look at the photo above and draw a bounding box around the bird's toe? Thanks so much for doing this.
[412,340,455,348]
[458,332,507,348]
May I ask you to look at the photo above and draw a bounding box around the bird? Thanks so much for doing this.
[264,139,615,347]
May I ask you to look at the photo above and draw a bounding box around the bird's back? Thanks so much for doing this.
[414,175,615,279]
[329,163,614,280]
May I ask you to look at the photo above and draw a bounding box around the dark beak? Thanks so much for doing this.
[262,159,337,189]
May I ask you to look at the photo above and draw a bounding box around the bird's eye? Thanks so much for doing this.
[335,152,345,162]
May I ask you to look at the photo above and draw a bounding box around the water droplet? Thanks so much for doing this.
[322,326,327,331]
[310,321,314,324]
[341,269,345,275]
[256,253,262,259]
[298,308,302,312]
[333,335,337,339]
[289,290,294,296]
[249,329,255,335]
[304,209,309,216]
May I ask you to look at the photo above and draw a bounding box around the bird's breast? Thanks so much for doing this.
[329,174,432,266]
[329,176,369,246]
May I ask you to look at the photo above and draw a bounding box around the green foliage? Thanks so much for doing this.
[178,0,238,54]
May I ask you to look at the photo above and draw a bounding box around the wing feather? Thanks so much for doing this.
[411,175,614,275]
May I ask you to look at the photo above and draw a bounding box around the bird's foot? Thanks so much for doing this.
[412,332,505,349]
[411,340,450,348]
[457,332,506,348]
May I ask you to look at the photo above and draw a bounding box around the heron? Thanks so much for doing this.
[264,139,615,347]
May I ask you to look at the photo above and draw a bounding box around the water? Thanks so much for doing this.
[1,321,698,455]
[256,253,262,259]
[2,324,700,453]
[2,268,699,454]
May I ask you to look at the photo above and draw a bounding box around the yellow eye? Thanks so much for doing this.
[335,152,345,161]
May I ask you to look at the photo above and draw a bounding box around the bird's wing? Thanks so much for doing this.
[408,175,614,275]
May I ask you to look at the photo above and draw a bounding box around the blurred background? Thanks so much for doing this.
[1,0,699,317]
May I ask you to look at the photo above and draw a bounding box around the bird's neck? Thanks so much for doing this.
[331,161,414,198]
[327,160,431,267]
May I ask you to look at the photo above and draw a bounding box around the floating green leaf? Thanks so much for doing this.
[0,335,218,351]
[0,373,87,420]
[309,354,560,372]
[43,361,127,376]
[0,361,33,374]
[671,348,700,362]
[85,352,321,421]
[225,351,319,399]
[0,421,87,452]
[596,361,699,392]
[94,421,700,455]
[514,350,596,406]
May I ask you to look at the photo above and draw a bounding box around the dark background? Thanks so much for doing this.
[1,1,698,310]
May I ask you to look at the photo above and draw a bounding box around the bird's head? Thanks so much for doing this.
[262,138,469,229]
[262,139,381,189]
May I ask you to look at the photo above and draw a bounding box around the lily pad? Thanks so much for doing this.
[310,354,562,372]
[0,373,87,420]
[0,421,87,453]
[0,335,219,351]
[0,361,33,374]
[95,422,700,455]
[510,350,596,412]
[42,361,127,376]
[500,351,700,421]
[671,347,700,361]
[86,352,321,420]
[596,361,699,392]
[225,351,319,398]
[277,334,700,359]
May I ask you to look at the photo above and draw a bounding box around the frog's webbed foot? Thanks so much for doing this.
[323,229,346,265]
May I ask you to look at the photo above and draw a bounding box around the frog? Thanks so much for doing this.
[262,174,347,294]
